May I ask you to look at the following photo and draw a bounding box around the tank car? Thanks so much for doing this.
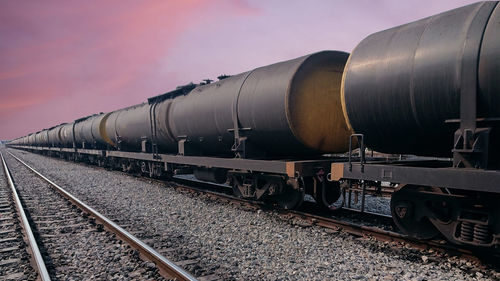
[47,125,63,147]
[59,123,75,148]
[73,114,108,149]
[168,51,352,157]
[102,103,153,151]
[336,1,500,250]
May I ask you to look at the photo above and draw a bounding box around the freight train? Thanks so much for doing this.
[8,2,500,252]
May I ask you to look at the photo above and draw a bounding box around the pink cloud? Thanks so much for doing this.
[0,0,255,139]
[0,92,55,113]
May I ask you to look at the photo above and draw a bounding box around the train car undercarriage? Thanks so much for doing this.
[11,144,500,254]
[13,145,346,211]
[331,158,500,253]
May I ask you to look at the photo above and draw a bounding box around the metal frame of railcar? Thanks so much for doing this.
[326,10,500,249]
[330,158,500,194]
[10,144,366,210]
[11,145,341,178]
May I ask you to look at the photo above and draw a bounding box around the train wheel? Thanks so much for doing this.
[424,191,499,249]
[390,185,439,239]
[274,179,304,210]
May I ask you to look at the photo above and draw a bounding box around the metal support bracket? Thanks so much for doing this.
[177,136,188,156]
[229,127,252,158]
[453,128,490,168]
[451,3,495,169]
[148,101,160,159]
[115,135,122,151]
[71,122,77,151]
[230,70,254,159]
[141,137,150,153]
[348,134,365,172]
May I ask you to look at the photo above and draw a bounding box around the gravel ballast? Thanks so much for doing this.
[3,152,165,281]
[0,156,38,280]
[7,148,500,281]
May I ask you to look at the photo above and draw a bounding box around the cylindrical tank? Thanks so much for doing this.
[86,102,175,151]
[169,51,352,156]
[75,116,94,148]
[169,73,248,155]
[39,130,49,146]
[60,123,75,147]
[103,103,153,151]
[34,132,41,146]
[48,125,63,147]
[74,114,109,148]
[28,134,35,146]
[152,99,177,151]
[342,1,500,156]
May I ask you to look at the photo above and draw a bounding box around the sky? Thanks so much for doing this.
[0,0,482,140]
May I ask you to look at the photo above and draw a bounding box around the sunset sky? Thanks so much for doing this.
[0,0,481,140]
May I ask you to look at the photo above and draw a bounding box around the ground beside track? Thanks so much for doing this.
[8,148,499,281]
[3,152,165,280]
[0,155,38,280]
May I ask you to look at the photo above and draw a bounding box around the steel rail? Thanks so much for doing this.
[0,151,51,281]
[6,151,198,281]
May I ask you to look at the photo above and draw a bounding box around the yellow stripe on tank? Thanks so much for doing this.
[99,112,116,147]
[340,53,354,134]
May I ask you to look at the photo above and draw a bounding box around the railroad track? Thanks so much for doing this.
[7,148,500,274]
[0,151,48,280]
[1,150,199,281]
